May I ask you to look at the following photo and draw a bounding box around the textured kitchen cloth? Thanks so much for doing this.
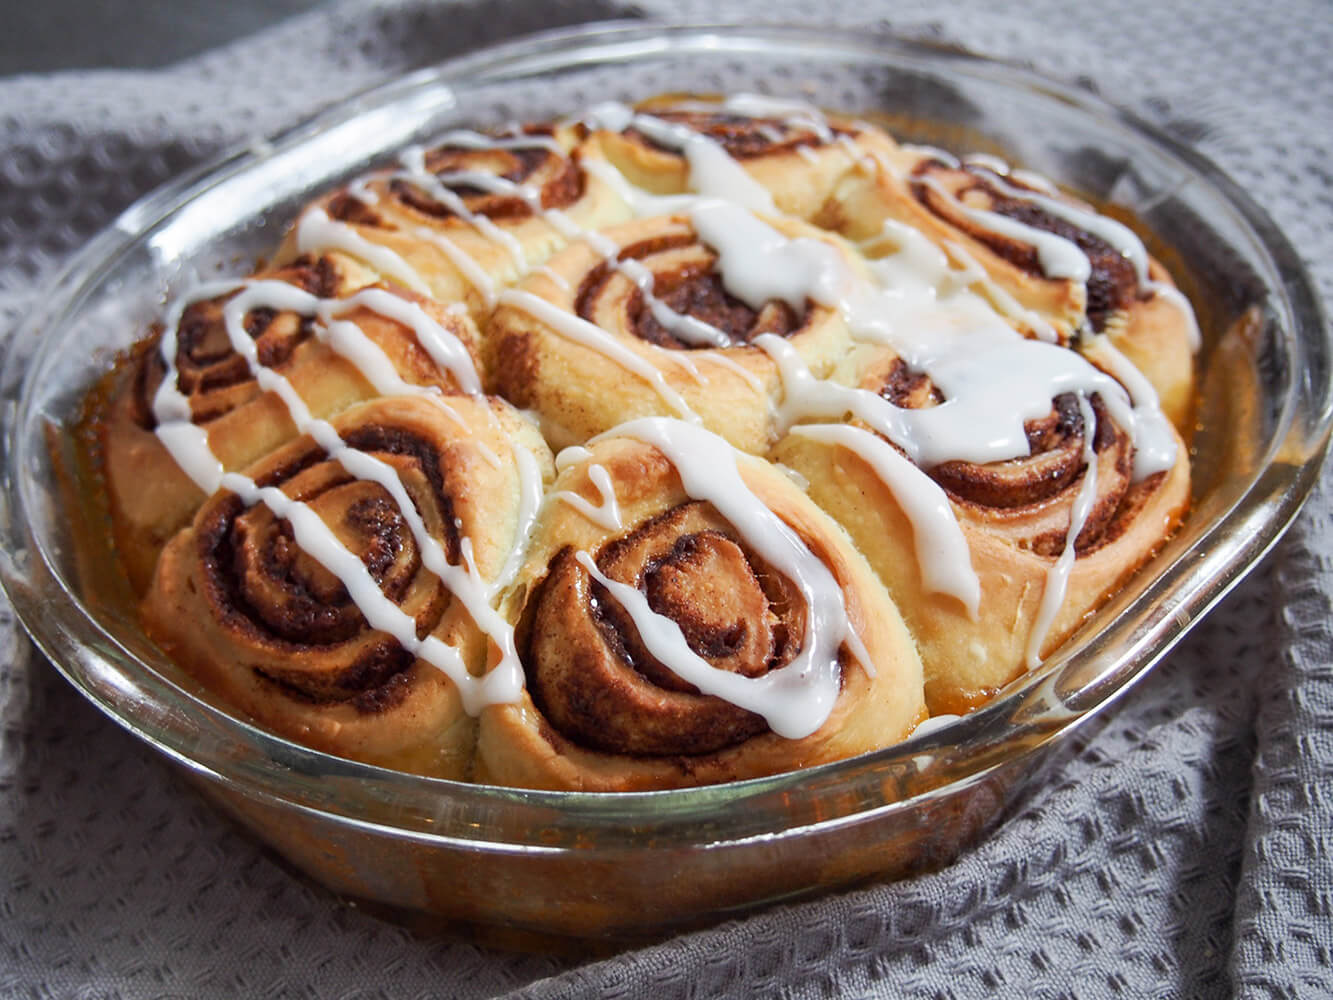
[2,1,1331,997]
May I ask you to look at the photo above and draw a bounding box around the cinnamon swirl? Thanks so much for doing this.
[584,94,895,223]
[484,212,860,453]
[95,252,482,593]
[141,394,553,777]
[831,151,1198,429]
[772,343,1190,714]
[475,426,925,790]
[274,124,631,321]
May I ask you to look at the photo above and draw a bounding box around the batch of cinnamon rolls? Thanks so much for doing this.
[84,95,1197,791]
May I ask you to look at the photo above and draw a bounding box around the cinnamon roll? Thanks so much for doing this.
[772,343,1190,715]
[484,212,860,453]
[93,252,483,593]
[141,394,554,777]
[274,124,632,321]
[475,424,926,790]
[830,152,1198,429]
[584,94,895,224]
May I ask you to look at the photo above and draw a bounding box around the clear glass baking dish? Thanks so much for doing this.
[1,23,1329,950]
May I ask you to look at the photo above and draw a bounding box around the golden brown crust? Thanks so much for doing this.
[593,97,898,224]
[825,151,1197,430]
[273,125,633,323]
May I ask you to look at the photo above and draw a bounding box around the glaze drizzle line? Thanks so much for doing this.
[581,417,875,739]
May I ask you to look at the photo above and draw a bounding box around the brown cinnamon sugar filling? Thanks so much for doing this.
[872,356,1135,556]
[194,428,462,706]
[520,502,811,756]
[910,161,1139,331]
[575,231,804,349]
[131,255,350,429]
[627,110,849,159]
[386,138,584,222]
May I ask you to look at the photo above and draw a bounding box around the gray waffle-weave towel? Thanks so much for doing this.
[1,1,1330,996]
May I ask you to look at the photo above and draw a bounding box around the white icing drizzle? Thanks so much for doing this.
[859,217,952,286]
[677,190,1179,657]
[701,351,768,395]
[920,175,1092,283]
[1024,393,1102,669]
[554,444,593,471]
[580,418,875,739]
[790,423,981,617]
[690,198,853,313]
[1009,169,1061,195]
[581,158,699,217]
[296,208,431,296]
[497,288,701,423]
[423,166,740,353]
[613,254,733,349]
[151,279,247,425]
[1085,333,1180,480]
[498,113,1177,683]
[395,146,528,270]
[962,153,1012,177]
[534,264,571,292]
[836,135,878,176]
[334,286,481,394]
[755,332,982,609]
[974,164,1149,278]
[151,280,527,713]
[428,129,564,155]
[315,313,465,431]
[303,136,767,407]
[345,175,378,205]
[756,332,920,459]
[609,108,779,214]
[910,713,962,739]
[900,144,961,169]
[938,239,1061,343]
[393,186,723,391]
[155,420,226,490]
[944,158,1200,351]
[552,462,623,531]
[154,278,482,425]
[1145,281,1202,352]
[489,441,546,596]
[309,140,589,312]
[690,199,1177,480]
[719,94,836,144]
[220,467,504,707]
[408,224,498,309]
[582,96,882,217]
[581,101,636,133]
[633,94,849,160]
[433,168,545,208]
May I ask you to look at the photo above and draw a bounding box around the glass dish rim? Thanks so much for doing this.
[1,20,1329,848]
